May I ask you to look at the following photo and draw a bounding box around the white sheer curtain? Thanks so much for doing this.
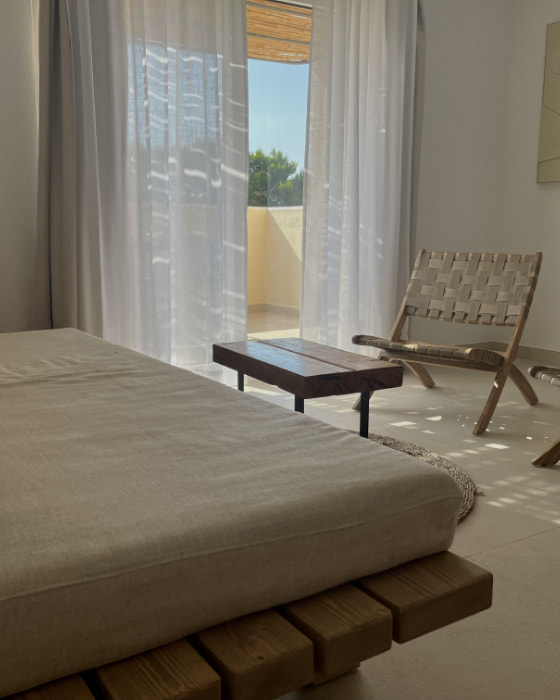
[301,0,422,349]
[32,0,248,372]
[112,0,248,369]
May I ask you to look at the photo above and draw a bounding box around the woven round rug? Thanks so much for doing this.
[368,433,479,522]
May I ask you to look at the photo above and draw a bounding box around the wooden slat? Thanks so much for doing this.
[213,341,348,398]
[281,584,393,685]
[8,554,494,700]
[247,36,309,63]
[247,0,312,63]
[213,341,402,398]
[92,640,220,700]
[261,337,402,375]
[195,609,313,700]
[8,675,94,700]
[358,551,493,643]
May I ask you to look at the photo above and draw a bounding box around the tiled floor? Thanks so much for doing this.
[241,311,560,700]
[248,309,300,339]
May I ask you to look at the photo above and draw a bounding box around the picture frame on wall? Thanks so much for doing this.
[537,21,560,183]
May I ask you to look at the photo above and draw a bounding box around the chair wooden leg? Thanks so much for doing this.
[404,362,436,388]
[352,362,435,411]
[352,392,372,411]
[532,439,560,467]
[473,367,511,435]
[508,364,539,405]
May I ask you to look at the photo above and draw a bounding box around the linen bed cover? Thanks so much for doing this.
[0,329,462,696]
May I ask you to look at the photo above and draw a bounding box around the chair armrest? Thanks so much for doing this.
[352,334,385,347]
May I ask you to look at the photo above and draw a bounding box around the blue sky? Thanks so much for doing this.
[248,59,309,171]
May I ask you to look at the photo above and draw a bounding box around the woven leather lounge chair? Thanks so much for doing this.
[353,250,542,436]
[528,365,560,466]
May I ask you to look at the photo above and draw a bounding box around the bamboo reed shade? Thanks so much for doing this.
[247,0,312,64]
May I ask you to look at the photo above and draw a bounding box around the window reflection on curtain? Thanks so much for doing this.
[111,0,249,370]
[301,0,423,349]
[33,0,248,374]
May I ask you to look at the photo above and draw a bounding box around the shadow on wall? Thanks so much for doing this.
[247,206,302,313]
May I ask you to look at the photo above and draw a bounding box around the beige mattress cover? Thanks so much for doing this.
[0,329,462,696]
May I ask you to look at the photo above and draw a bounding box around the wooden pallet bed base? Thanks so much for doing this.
[9,552,492,700]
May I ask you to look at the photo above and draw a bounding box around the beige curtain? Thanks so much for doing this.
[32,1,124,334]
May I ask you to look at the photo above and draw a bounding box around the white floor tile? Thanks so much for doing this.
[240,314,560,699]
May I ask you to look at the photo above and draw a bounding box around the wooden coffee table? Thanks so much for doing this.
[212,338,403,437]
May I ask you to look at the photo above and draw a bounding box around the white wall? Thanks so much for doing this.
[417,0,513,252]
[497,0,560,352]
[416,0,560,352]
[414,0,513,347]
[0,0,38,332]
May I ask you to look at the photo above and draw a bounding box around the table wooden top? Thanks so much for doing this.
[213,338,403,399]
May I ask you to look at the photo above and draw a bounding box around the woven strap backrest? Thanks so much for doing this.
[403,251,542,327]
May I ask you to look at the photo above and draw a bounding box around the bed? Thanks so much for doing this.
[0,329,492,699]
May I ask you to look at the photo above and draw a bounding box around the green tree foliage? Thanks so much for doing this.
[248,148,304,207]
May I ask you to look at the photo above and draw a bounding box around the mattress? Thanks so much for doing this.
[0,329,462,696]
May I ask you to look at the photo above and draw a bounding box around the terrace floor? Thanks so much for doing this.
[232,317,560,699]
[247,308,299,339]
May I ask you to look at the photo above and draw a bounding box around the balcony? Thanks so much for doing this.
[247,205,302,339]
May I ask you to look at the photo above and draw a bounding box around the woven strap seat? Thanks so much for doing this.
[529,365,560,388]
[404,251,538,327]
[353,250,542,436]
[352,335,504,367]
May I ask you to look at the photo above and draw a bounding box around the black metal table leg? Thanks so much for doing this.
[359,391,370,438]
[295,396,304,413]
[237,372,244,392]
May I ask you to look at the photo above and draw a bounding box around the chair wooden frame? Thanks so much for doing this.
[528,365,560,466]
[353,250,542,436]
